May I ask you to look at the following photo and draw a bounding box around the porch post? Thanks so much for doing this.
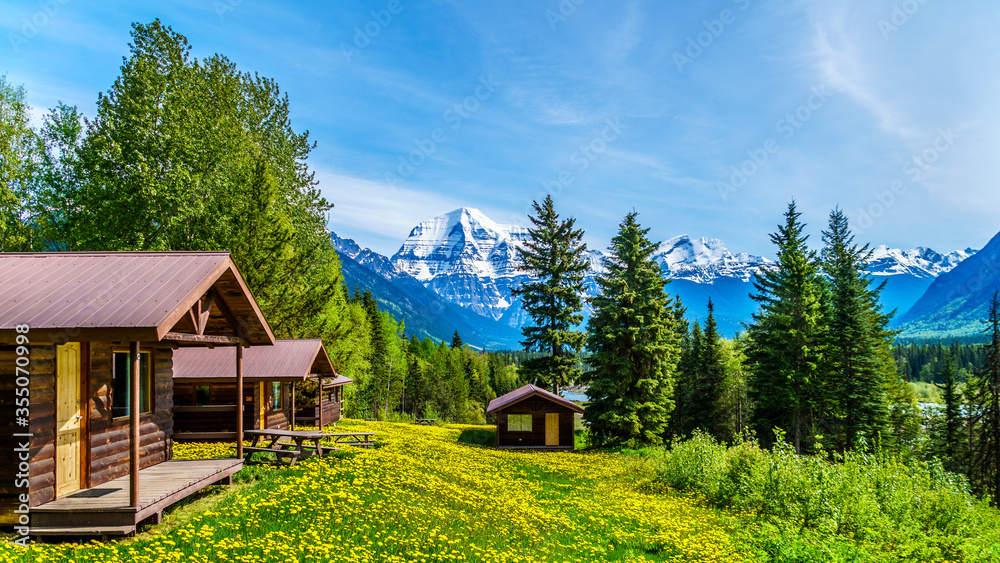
[318,377,325,428]
[291,382,296,431]
[129,340,140,508]
[236,344,244,458]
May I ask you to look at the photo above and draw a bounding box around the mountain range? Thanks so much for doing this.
[333,207,987,348]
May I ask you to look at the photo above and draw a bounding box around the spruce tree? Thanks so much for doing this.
[746,201,827,453]
[970,292,1000,506]
[451,330,464,350]
[696,298,728,441]
[512,195,589,393]
[935,351,963,472]
[821,208,893,451]
[670,319,700,439]
[585,212,681,448]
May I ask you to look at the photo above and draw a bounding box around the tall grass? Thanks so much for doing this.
[642,432,1000,562]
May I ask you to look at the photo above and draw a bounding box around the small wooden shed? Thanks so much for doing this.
[0,251,274,536]
[487,384,583,450]
[171,338,352,439]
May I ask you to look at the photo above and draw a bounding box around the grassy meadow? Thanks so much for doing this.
[2,421,999,562]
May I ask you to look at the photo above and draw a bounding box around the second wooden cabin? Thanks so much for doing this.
[487,384,583,450]
[172,339,352,439]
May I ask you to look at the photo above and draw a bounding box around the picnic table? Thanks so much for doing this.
[240,429,339,465]
[328,432,377,448]
[415,418,437,426]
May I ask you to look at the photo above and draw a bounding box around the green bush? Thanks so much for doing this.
[644,431,1000,561]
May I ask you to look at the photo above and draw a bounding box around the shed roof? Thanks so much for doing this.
[486,384,584,414]
[0,252,274,345]
[173,339,344,382]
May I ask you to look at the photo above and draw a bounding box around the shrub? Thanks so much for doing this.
[644,431,1000,561]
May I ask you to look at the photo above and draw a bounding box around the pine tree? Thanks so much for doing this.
[670,319,700,439]
[935,351,963,472]
[821,207,893,451]
[451,330,464,350]
[512,195,589,393]
[585,212,681,448]
[696,298,728,441]
[970,292,1000,506]
[746,201,827,453]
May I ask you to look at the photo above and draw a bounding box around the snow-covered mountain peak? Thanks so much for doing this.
[867,245,977,278]
[657,235,730,267]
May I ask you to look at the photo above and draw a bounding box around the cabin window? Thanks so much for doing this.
[272,381,282,410]
[195,385,211,406]
[112,351,152,417]
[508,414,532,432]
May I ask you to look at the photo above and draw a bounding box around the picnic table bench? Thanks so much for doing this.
[415,418,437,426]
[239,429,340,465]
[328,432,377,448]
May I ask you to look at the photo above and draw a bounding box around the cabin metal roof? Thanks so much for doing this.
[0,252,274,345]
[172,338,344,382]
[486,384,584,414]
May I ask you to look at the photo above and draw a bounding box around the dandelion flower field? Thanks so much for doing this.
[3,420,749,563]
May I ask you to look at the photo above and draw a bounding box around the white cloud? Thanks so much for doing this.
[315,169,466,254]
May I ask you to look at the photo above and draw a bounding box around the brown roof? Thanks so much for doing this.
[0,252,274,345]
[486,384,584,414]
[173,339,344,382]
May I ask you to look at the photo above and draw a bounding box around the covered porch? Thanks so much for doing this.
[30,458,244,538]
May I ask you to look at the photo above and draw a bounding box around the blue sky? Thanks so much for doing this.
[3,0,999,257]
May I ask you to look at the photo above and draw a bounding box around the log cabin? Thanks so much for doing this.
[487,384,583,450]
[171,338,352,438]
[0,252,274,536]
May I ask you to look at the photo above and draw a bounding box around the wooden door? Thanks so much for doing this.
[56,343,83,497]
[258,382,267,429]
[545,413,559,446]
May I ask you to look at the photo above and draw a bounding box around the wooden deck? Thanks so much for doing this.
[30,458,243,538]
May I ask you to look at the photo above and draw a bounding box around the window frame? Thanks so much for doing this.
[507,413,533,432]
[111,350,153,419]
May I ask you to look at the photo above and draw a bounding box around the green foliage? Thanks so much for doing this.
[512,195,589,392]
[0,76,42,251]
[585,211,681,448]
[646,432,1000,561]
[746,201,828,453]
[820,208,894,451]
[968,292,1000,506]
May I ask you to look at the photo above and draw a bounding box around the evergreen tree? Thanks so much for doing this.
[585,212,681,448]
[362,290,388,417]
[451,330,464,350]
[746,201,827,453]
[512,195,589,393]
[821,207,893,451]
[695,298,728,441]
[970,292,1000,506]
[934,351,964,472]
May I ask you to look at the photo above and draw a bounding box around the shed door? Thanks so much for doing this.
[56,343,83,497]
[545,413,559,446]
